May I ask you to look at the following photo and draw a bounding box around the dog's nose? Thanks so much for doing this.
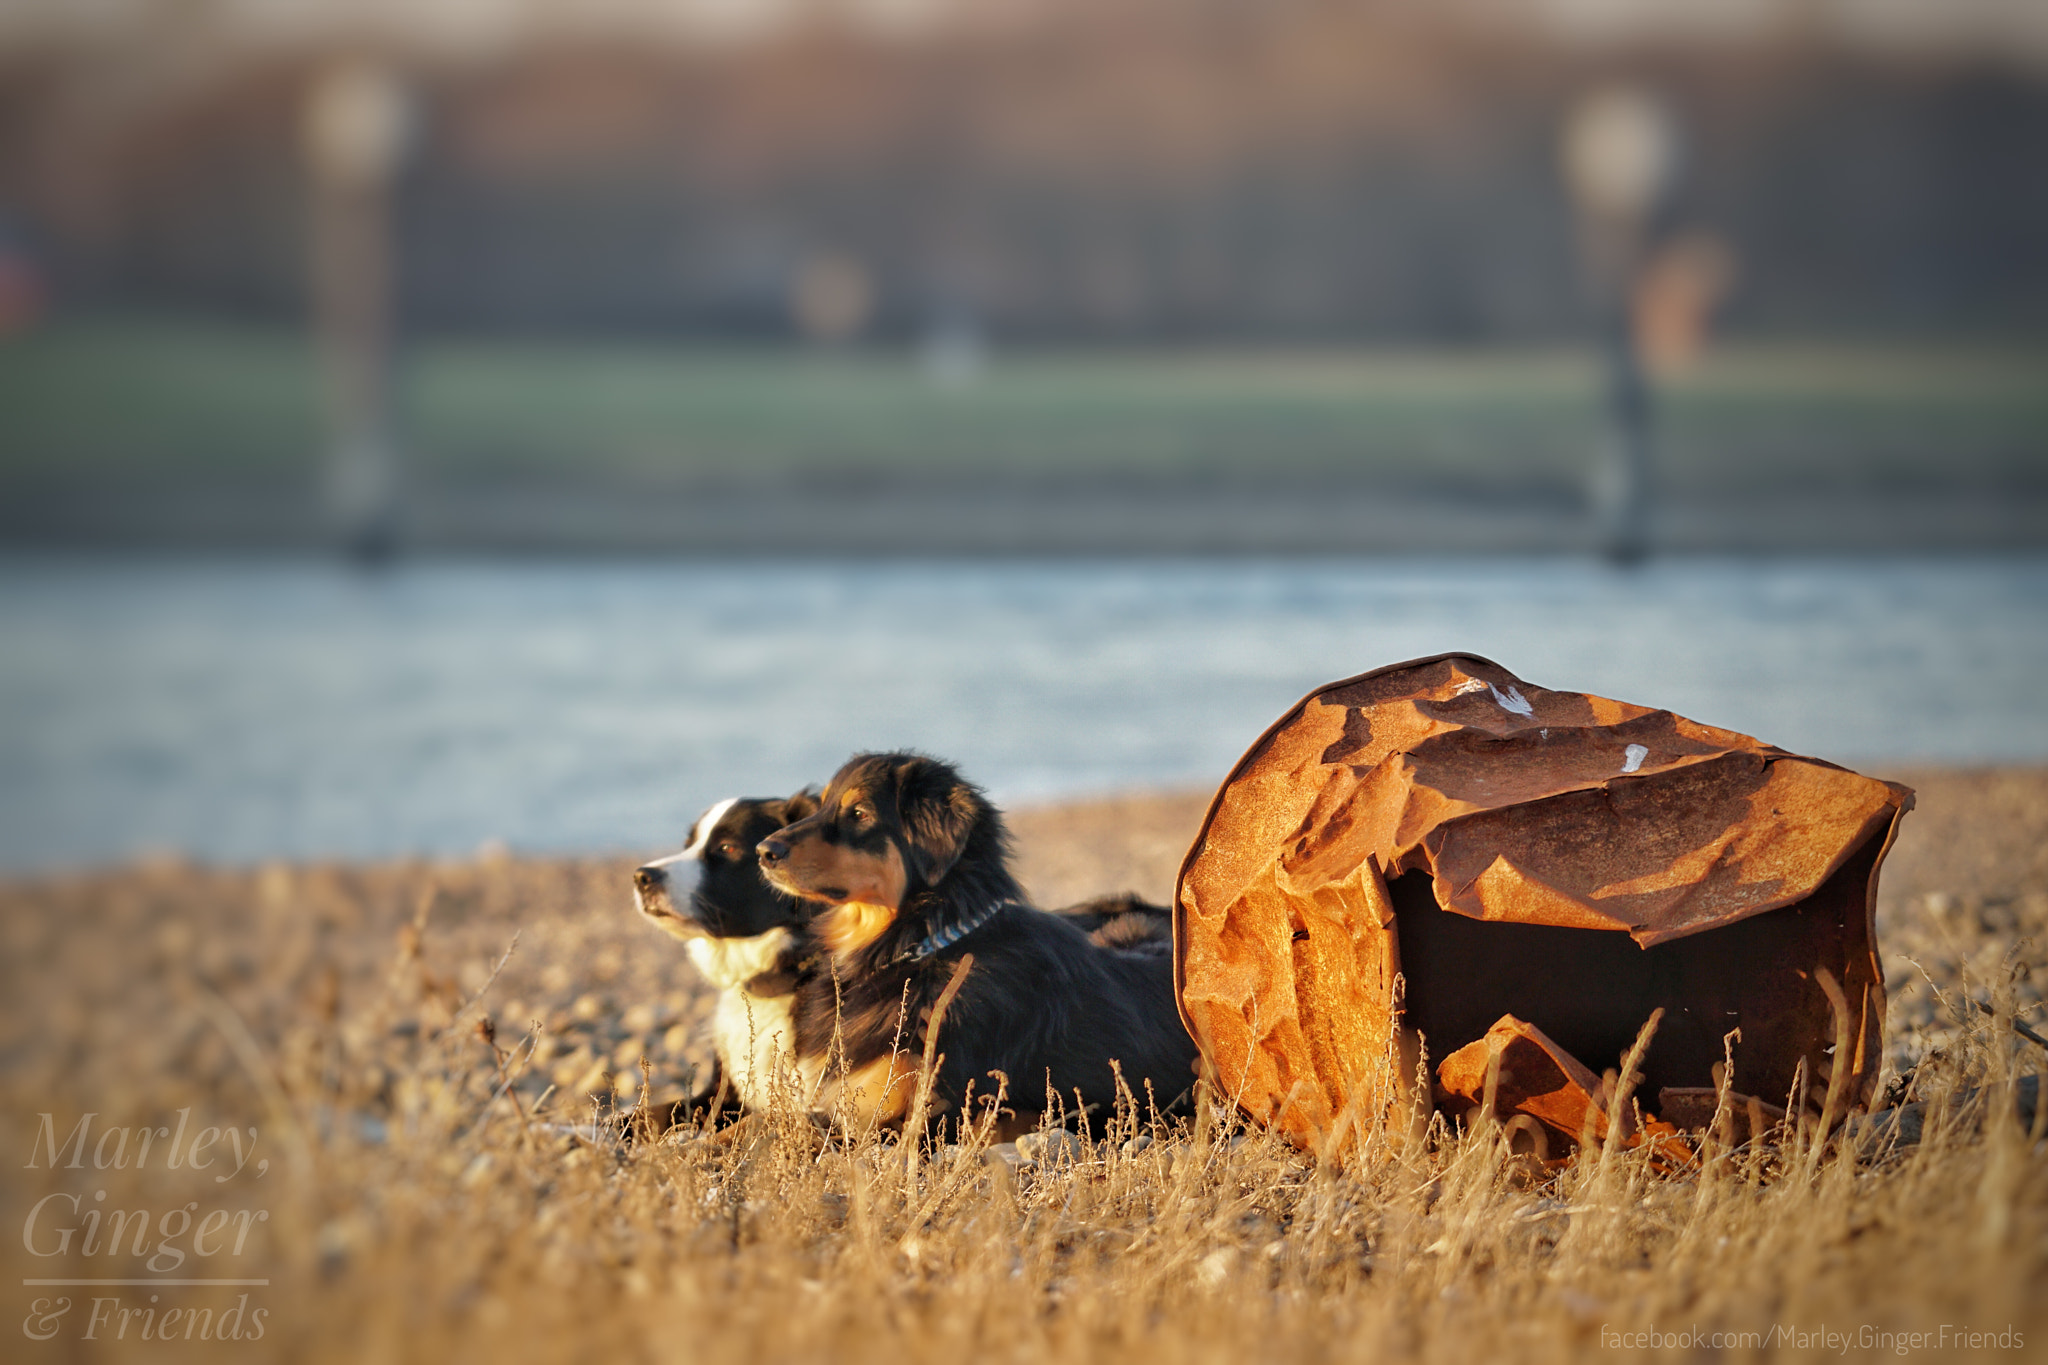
[757,837,789,867]
[634,866,666,891]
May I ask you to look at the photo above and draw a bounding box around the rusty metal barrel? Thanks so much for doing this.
[1173,654,1912,1154]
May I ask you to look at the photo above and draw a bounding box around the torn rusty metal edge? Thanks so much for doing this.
[1170,651,1505,1047]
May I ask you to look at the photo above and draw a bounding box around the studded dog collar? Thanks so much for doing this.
[890,897,1022,965]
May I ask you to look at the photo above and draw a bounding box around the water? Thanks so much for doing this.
[3,555,2045,872]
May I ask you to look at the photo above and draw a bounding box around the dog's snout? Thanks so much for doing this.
[634,865,667,891]
[757,836,790,867]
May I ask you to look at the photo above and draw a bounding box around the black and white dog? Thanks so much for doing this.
[633,791,821,1122]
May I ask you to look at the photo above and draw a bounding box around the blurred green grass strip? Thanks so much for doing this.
[0,319,322,481]
[1,319,2041,493]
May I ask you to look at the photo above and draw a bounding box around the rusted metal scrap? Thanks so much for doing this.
[1172,653,1913,1156]
[1438,1016,1670,1151]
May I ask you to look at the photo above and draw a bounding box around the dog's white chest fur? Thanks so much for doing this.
[685,928,801,1112]
[710,989,799,1113]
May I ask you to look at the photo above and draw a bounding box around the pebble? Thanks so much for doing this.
[1016,1129,1083,1165]
[550,1049,594,1089]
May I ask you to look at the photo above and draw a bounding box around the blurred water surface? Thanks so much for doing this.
[2,555,2043,871]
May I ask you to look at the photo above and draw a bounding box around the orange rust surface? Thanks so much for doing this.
[1173,654,1912,1152]
[1437,1015,1688,1167]
[1438,1015,1621,1143]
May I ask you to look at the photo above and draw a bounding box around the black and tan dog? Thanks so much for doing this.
[758,752,1196,1136]
[633,788,1175,1131]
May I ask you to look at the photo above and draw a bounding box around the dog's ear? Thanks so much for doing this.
[892,758,982,887]
[779,787,822,824]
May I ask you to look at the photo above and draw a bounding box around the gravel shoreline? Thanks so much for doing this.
[2,766,2042,1361]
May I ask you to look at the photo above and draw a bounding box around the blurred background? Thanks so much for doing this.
[0,0,2044,869]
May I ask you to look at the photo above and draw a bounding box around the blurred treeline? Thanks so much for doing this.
[3,0,2045,343]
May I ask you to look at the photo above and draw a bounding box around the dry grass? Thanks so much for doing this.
[4,773,2046,1362]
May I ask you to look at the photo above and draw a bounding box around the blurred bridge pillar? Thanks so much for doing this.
[1562,85,1676,565]
[304,60,410,561]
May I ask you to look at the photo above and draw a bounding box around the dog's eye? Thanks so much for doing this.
[713,840,741,859]
[846,805,871,826]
